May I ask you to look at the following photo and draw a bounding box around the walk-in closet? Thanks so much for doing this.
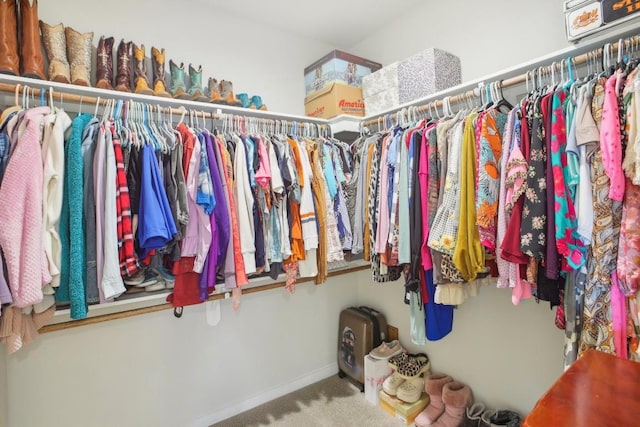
[2,1,640,426]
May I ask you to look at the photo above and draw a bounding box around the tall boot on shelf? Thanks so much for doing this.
[132,43,153,96]
[187,64,208,102]
[236,92,250,109]
[95,36,114,90]
[219,80,242,106]
[39,21,70,83]
[207,77,222,103]
[151,46,170,98]
[169,59,189,100]
[19,0,45,79]
[115,39,131,92]
[0,0,19,76]
[250,95,267,111]
[65,26,93,86]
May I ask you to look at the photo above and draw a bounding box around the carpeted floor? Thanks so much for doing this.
[212,375,404,426]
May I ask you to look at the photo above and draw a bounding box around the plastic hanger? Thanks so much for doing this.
[159,105,176,151]
[1,84,24,122]
[149,105,167,153]
[493,80,514,112]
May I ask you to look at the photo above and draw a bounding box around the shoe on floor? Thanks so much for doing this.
[481,409,522,427]
[432,381,473,427]
[382,371,405,396]
[464,402,486,427]
[396,375,425,403]
[415,374,454,427]
[370,340,403,360]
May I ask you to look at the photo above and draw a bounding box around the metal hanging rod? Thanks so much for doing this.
[0,73,331,132]
[362,29,640,127]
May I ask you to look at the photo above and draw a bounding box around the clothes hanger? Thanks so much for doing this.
[493,80,514,112]
[1,84,23,122]
[150,104,168,153]
[95,96,103,121]
[162,105,177,151]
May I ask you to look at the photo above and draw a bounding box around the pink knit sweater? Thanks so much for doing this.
[0,107,51,307]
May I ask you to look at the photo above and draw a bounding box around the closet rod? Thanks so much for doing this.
[0,82,224,119]
[0,77,330,130]
[362,31,640,127]
[39,264,369,334]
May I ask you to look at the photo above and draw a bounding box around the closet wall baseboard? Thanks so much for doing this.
[193,362,339,427]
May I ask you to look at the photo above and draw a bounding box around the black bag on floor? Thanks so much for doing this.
[337,306,387,391]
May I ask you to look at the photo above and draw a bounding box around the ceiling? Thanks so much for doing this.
[205,0,423,47]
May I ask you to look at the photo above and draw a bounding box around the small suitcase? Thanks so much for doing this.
[337,306,388,391]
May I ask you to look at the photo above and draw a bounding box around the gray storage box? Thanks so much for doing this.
[397,48,461,104]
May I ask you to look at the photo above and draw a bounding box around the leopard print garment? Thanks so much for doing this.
[368,133,401,282]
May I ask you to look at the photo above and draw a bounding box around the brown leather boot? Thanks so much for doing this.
[151,46,170,98]
[19,0,45,79]
[39,21,70,83]
[115,39,131,92]
[65,26,93,86]
[0,0,19,76]
[95,35,114,90]
[207,78,223,103]
[133,43,153,95]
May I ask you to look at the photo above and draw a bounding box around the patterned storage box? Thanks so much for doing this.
[362,62,399,98]
[364,87,400,117]
[363,62,400,116]
[397,48,461,104]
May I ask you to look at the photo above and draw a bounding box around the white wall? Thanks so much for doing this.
[348,0,569,83]
[356,274,564,415]
[5,272,360,427]
[39,0,335,115]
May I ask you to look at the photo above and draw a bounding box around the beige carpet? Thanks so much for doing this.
[212,375,404,426]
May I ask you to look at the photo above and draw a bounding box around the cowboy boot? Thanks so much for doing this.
[19,0,45,79]
[207,77,222,103]
[151,46,170,98]
[39,21,70,83]
[132,43,153,95]
[169,60,189,99]
[187,64,208,102]
[95,36,114,90]
[0,0,19,76]
[115,39,131,92]
[236,93,250,108]
[250,95,267,111]
[219,80,242,106]
[65,26,93,86]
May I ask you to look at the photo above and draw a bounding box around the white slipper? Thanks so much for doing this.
[382,371,406,396]
[396,375,425,403]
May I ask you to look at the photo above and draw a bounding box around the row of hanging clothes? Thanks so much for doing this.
[353,35,640,366]
[0,88,355,353]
